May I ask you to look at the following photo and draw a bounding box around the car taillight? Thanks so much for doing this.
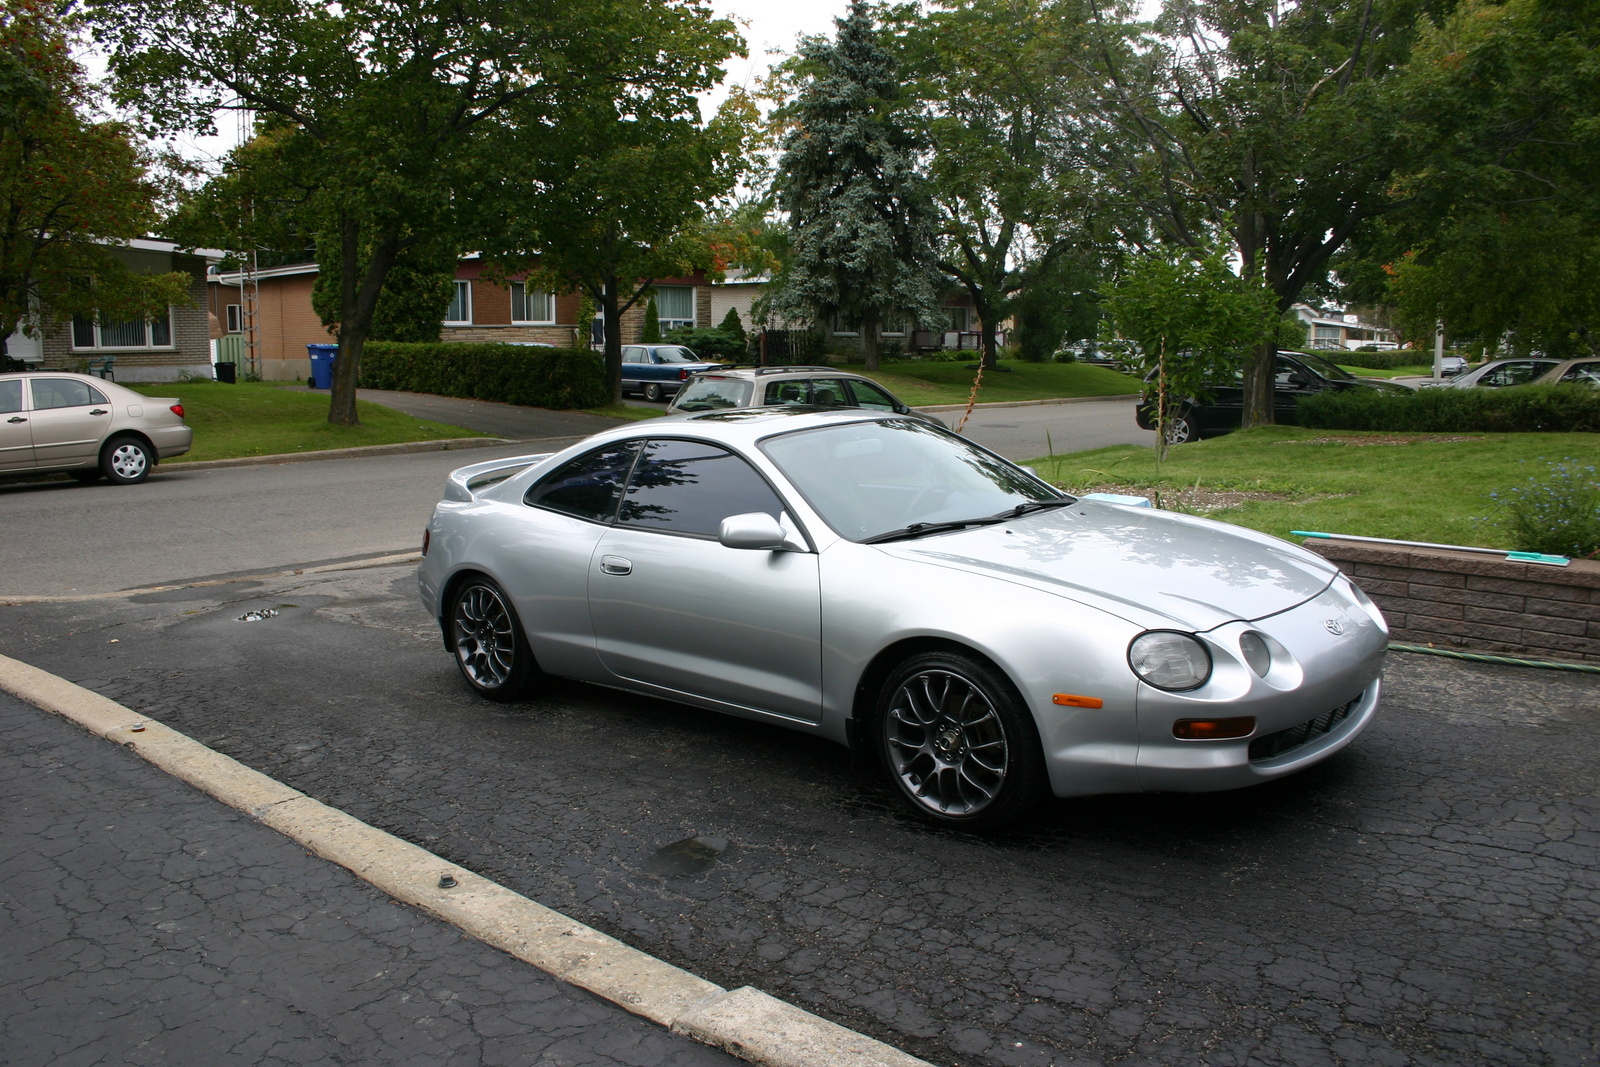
[679,368,690,380]
[170,404,185,419]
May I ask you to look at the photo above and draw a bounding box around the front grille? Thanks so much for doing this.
[1249,694,1361,761]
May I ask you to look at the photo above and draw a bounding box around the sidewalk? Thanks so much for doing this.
[0,688,740,1067]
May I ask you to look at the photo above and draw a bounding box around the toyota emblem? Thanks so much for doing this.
[1324,618,1347,635]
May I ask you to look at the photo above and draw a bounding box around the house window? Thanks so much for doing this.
[445,280,472,324]
[945,306,970,332]
[71,311,173,349]
[654,286,695,332]
[883,313,907,336]
[225,304,243,333]
[831,312,858,336]
[510,282,555,324]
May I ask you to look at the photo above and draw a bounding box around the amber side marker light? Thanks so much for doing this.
[1173,717,1257,740]
[1053,694,1104,709]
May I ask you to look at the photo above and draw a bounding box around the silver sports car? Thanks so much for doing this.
[418,408,1387,829]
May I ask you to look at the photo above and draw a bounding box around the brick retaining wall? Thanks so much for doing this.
[1303,540,1600,663]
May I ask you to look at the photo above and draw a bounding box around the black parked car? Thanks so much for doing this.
[1135,350,1414,443]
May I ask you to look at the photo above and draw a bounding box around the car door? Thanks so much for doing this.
[27,377,111,467]
[0,379,33,472]
[588,437,823,723]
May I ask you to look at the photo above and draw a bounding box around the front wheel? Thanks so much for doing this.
[876,651,1047,830]
[642,382,664,402]
[447,577,540,701]
[100,436,153,484]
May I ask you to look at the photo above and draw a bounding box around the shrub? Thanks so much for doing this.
[1490,459,1600,557]
[1296,383,1600,433]
[1330,349,1468,370]
[663,326,747,363]
[359,342,609,409]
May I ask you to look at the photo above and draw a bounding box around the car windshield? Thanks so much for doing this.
[674,378,753,411]
[760,418,1065,542]
[1294,352,1357,381]
[655,347,698,364]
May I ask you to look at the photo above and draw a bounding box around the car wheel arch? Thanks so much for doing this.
[849,636,1037,748]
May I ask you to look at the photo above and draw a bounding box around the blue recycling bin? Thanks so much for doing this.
[307,343,338,389]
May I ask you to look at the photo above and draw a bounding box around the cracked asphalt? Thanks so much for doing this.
[2,561,1596,1067]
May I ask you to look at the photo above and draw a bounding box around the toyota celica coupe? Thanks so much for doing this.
[418,408,1387,829]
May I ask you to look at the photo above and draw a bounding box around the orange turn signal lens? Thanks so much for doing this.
[1052,693,1104,709]
[1173,717,1256,740]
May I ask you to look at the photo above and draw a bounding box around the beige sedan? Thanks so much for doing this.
[0,371,192,484]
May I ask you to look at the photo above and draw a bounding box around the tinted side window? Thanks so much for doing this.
[619,439,783,537]
[848,380,898,410]
[31,378,104,409]
[523,443,640,522]
[0,380,22,414]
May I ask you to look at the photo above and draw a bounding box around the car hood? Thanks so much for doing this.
[879,501,1340,632]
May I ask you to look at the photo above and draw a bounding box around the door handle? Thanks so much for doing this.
[599,555,632,576]
[90,408,108,416]
[5,416,23,424]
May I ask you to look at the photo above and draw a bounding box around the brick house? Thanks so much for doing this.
[4,238,221,382]
[208,256,717,382]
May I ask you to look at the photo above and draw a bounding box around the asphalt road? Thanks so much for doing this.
[2,449,1596,1067]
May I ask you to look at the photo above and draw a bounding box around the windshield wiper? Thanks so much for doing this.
[993,499,1074,520]
[861,517,1005,544]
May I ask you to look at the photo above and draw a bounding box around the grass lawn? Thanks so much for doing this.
[129,381,482,463]
[853,359,1143,406]
[1025,425,1600,551]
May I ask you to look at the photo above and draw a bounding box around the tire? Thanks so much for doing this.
[446,576,540,701]
[100,436,153,484]
[642,382,664,402]
[876,650,1048,830]
[1165,410,1198,445]
[69,469,103,484]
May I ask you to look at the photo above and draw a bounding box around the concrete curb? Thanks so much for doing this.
[0,653,935,1067]
[917,394,1138,413]
[168,436,519,471]
[0,550,424,604]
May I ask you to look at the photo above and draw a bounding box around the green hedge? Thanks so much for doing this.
[359,342,609,409]
[1298,383,1600,433]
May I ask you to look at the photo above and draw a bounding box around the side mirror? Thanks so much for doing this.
[719,512,807,552]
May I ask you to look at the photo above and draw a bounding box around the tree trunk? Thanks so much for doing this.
[979,314,1000,370]
[329,218,402,427]
[597,278,624,405]
[860,310,880,371]
[1240,339,1277,428]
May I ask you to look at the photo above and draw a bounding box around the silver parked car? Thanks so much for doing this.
[417,409,1387,829]
[0,371,192,484]
[666,365,937,424]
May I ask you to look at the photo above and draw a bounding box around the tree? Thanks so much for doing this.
[0,1,186,362]
[772,0,942,372]
[92,0,739,423]
[1103,247,1276,459]
[642,296,662,344]
[897,0,1117,369]
[491,93,749,403]
[1074,0,1454,426]
[1353,0,1600,357]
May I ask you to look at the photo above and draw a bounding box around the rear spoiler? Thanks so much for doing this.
[442,454,551,502]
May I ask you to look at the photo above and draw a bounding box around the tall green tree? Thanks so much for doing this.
[92,0,738,423]
[491,92,749,403]
[0,0,186,362]
[1354,0,1600,357]
[897,0,1119,369]
[1076,0,1456,426]
[772,0,941,371]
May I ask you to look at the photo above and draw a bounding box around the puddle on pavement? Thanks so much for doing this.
[646,836,729,876]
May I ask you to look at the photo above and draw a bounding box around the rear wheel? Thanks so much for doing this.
[1164,410,1198,445]
[100,436,153,484]
[877,650,1047,830]
[643,382,664,402]
[447,577,540,701]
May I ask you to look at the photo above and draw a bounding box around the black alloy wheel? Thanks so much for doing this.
[877,650,1047,830]
[447,577,539,701]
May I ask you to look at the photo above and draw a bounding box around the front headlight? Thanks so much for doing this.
[1128,631,1212,691]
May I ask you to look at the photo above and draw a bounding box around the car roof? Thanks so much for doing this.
[573,404,895,451]
[692,366,863,380]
